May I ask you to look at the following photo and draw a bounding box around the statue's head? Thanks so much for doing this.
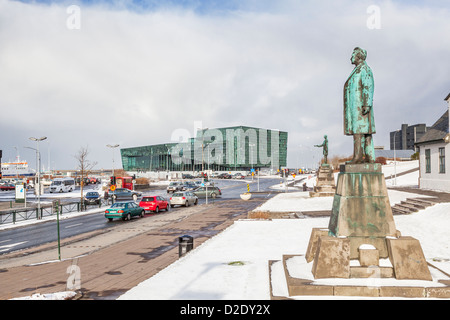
[351,47,367,65]
[324,135,327,139]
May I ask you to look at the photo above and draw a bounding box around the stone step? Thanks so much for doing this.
[401,200,426,210]
[395,203,419,213]
[309,191,335,198]
[392,205,414,215]
[406,197,439,206]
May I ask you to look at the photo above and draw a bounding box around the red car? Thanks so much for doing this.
[0,184,15,191]
[138,196,170,213]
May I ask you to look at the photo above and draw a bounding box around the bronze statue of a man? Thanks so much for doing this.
[344,47,375,163]
[314,135,328,164]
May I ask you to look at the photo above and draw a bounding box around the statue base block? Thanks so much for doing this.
[328,163,397,239]
[305,163,432,281]
[311,236,350,279]
[309,164,336,197]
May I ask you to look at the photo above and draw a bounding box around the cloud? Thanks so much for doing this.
[0,0,449,170]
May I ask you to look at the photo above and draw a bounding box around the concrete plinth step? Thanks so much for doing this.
[397,203,419,212]
[269,255,450,299]
[406,197,439,206]
[392,205,413,215]
[401,200,426,210]
[391,197,438,215]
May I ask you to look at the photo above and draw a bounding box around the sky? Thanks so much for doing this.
[0,0,449,171]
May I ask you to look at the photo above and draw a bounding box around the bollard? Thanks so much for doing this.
[178,235,194,257]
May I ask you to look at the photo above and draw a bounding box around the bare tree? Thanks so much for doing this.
[74,146,97,210]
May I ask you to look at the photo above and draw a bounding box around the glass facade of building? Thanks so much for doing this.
[121,126,288,172]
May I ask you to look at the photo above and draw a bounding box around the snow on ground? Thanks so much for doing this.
[11,291,76,300]
[119,161,450,300]
[7,161,449,300]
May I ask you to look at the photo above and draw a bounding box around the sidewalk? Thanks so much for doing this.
[0,197,268,300]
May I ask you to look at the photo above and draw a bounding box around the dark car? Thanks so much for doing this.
[0,184,15,191]
[182,174,194,179]
[181,181,197,191]
[109,188,142,201]
[218,173,232,179]
[84,191,101,205]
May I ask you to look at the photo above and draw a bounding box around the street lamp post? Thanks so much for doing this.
[106,144,120,177]
[393,130,399,186]
[29,137,47,219]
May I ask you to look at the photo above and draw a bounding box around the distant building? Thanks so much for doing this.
[375,149,414,160]
[120,126,288,173]
[390,123,429,152]
[415,93,450,192]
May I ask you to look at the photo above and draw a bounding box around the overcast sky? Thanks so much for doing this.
[1,0,449,171]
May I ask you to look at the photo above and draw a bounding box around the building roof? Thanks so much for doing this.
[445,92,450,101]
[415,109,449,146]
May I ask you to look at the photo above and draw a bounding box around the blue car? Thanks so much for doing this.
[84,191,101,205]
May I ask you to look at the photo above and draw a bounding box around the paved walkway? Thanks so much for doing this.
[0,197,268,300]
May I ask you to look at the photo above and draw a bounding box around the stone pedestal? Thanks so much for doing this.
[305,163,432,281]
[311,236,350,279]
[309,164,336,197]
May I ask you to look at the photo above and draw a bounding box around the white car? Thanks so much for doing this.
[169,191,198,207]
[167,181,182,193]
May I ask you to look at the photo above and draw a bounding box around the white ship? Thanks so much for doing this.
[1,157,36,177]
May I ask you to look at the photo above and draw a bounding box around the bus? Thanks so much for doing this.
[50,177,75,193]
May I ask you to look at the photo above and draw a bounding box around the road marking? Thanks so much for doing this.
[0,241,28,253]
[0,239,12,244]
[65,223,83,229]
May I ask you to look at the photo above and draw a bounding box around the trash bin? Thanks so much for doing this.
[303,183,307,191]
[178,235,194,257]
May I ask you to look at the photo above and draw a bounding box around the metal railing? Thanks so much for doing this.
[0,198,111,225]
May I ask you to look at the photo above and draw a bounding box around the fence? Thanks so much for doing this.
[0,199,111,225]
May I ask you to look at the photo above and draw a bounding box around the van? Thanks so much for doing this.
[50,177,75,193]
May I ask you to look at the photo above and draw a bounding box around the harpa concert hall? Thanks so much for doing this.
[120,126,288,173]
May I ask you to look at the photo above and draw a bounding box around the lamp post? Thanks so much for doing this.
[106,144,119,177]
[393,130,399,186]
[29,136,47,219]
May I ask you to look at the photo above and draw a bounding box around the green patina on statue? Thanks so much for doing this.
[344,47,375,163]
[314,135,328,164]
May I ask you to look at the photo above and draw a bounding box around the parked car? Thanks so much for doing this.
[170,191,198,207]
[109,188,141,201]
[233,173,245,179]
[0,184,15,191]
[218,173,232,179]
[182,173,194,179]
[84,191,101,205]
[181,181,197,191]
[193,186,222,198]
[139,196,170,213]
[167,181,182,193]
[105,201,145,221]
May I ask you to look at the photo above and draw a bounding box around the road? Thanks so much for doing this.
[0,176,286,300]
[0,177,284,255]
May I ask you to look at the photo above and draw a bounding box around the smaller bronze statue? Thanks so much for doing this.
[314,135,328,165]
